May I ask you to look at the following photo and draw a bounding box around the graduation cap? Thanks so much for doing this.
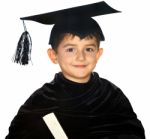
[13,1,120,65]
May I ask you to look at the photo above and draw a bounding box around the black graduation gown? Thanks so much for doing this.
[6,72,145,139]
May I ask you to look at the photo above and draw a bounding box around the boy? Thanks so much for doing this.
[6,1,145,139]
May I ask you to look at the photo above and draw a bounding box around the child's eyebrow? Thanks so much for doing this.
[63,43,97,48]
[85,44,97,47]
[63,44,77,48]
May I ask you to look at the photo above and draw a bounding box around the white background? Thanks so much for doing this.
[0,0,149,138]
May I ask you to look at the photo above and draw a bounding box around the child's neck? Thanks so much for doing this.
[62,73,91,84]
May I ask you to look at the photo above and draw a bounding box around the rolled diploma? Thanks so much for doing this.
[43,113,68,139]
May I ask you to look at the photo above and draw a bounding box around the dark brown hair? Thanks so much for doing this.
[49,17,104,51]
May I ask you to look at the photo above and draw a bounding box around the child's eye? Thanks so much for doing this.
[66,48,75,52]
[86,48,95,52]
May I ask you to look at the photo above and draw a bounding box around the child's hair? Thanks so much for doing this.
[49,17,104,51]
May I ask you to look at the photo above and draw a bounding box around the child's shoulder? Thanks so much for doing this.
[97,74,121,92]
[96,73,129,100]
[22,81,57,109]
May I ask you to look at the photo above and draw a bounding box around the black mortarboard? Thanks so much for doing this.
[13,1,120,65]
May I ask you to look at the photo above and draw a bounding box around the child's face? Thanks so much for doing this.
[48,34,103,83]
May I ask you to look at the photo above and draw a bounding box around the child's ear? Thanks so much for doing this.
[96,48,103,60]
[47,48,58,64]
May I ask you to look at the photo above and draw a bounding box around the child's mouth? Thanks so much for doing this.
[73,65,87,68]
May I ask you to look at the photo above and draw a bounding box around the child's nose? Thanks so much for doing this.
[76,50,85,61]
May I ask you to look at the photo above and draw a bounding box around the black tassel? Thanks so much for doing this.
[13,21,32,65]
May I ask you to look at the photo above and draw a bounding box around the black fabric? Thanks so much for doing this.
[20,1,120,25]
[6,72,145,139]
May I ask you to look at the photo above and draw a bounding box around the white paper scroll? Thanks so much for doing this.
[43,113,68,139]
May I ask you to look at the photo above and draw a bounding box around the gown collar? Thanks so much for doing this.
[53,72,100,98]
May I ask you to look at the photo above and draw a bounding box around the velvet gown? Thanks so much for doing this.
[6,72,145,139]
